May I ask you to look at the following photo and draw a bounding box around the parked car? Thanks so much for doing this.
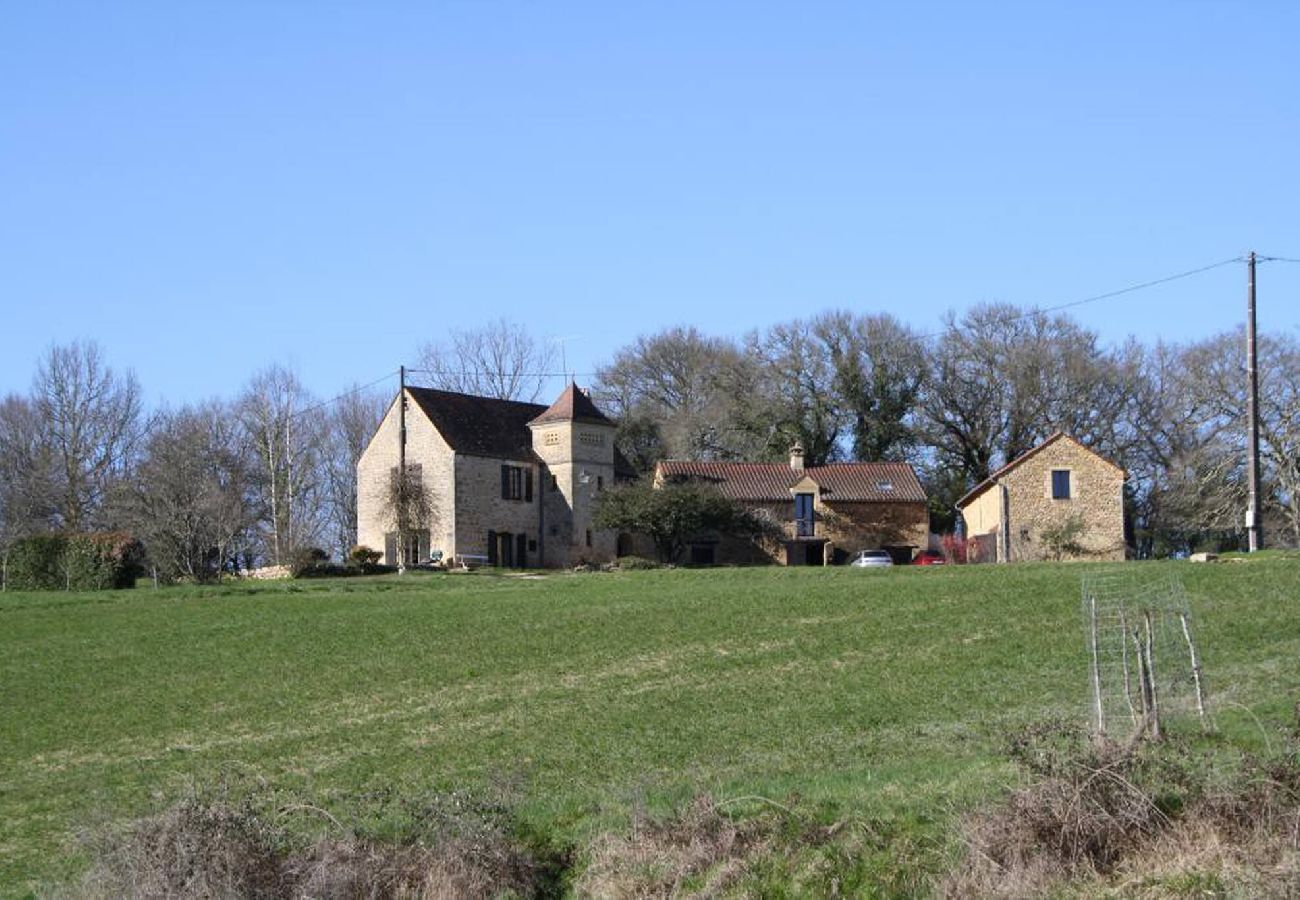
[912,551,946,566]
[849,549,894,568]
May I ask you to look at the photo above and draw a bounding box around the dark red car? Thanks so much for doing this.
[912,551,947,566]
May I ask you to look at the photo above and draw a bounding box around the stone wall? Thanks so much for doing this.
[962,437,1126,562]
[356,393,455,563]
[453,454,542,566]
[705,497,929,565]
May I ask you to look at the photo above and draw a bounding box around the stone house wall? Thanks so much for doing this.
[452,454,543,566]
[962,437,1126,562]
[700,496,929,565]
[356,395,455,563]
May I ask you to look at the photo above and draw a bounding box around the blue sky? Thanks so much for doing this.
[2,1,1297,407]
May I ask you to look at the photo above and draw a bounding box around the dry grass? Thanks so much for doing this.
[573,795,772,898]
[945,722,1300,898]
[65,780,561,900]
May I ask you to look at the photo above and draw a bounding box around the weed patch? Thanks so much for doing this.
[946,722,1300,897]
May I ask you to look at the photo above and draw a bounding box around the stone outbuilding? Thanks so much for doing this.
[654,444,929,565]
[957,432,1126,562]
[356,383,632,568]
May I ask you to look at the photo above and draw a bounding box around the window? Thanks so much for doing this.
[585,529,593,548]
[500,465,533,502]
[596,475,604,491]
[549,474,559,492]
[794,492,815,537]
[876,480,893,492]
[1051,469,1071,500]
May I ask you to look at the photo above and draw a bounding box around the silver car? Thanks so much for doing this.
[849,549,894,568]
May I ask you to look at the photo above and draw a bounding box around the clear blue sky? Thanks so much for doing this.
[3,1,1297,407]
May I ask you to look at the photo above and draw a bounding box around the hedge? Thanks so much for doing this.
[3,532,143,591]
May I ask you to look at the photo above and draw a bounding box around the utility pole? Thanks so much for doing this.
[398,364,407,572]
[1246,252,1263,552]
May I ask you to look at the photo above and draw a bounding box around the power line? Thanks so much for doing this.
[913,255,1246,342]
[405,367,601,379]
[1258,255,1300,264]
[289,370,399,421]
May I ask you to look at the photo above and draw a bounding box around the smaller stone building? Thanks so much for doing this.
[654,445,929,565]
[957,432,1126,562]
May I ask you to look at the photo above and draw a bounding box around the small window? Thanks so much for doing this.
[500,465,530,501]
[549,474,559,492]
[596,475,604,491]
[585,529,593,548]
[876,480,893,492]
[1051,469,1071,500]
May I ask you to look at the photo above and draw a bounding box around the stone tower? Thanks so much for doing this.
[527,383,618,567]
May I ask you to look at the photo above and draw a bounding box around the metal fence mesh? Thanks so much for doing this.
[1081,571,1208,739]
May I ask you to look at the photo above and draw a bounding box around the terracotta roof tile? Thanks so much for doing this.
[656,460,926,503]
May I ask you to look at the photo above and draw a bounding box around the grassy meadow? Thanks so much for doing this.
[2,559,1298,895]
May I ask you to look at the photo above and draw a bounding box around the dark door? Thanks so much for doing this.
[499,532,515,568]
[516,533,527,568]
[803,543,822,566]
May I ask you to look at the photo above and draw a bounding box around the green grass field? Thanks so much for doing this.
[2,560,1298,896]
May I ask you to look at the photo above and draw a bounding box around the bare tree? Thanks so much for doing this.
[321,385,387,558]
[920,304,1126,485]
[416,319,557,402]
[382,465,437,570]
[1259,333,1300,546]
[597,326,755,462]
[812,311,927,462]
[32,341,145,530]
[0,395,59,588]
[115,404,256,582]
[743,320,847,466]
[237,366,324,565]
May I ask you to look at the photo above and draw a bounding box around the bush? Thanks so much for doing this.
[615,555,660,570]
[74,777,566,899]
[347,544,382,566]
[4,532,142,591]
[289,547,329,578]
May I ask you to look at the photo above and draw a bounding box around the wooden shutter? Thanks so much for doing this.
[525,469,533,502]
[487,530,497,565]
[500,466,510,499]
[516,533,527,568]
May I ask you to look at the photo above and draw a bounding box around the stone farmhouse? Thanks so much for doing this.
[957,432,1126,562]
[356,383,633,569]
[654,444,929,565]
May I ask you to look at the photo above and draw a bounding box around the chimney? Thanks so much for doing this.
[789,441,805,472]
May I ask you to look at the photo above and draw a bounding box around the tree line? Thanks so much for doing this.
[0,342,388,584]
[587,308,1300,555]
[2,307,1296,585]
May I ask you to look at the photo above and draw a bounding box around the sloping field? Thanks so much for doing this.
[2,560,1297,895]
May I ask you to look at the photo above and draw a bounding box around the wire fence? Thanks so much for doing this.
[1081,571,1209,741]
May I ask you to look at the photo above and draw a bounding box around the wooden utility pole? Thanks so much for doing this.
[1246,252,1262,552]
[398,364,407,572]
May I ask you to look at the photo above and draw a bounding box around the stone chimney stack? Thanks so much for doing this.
[790,441,805,472]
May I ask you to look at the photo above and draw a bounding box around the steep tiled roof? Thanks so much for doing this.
[528,382,616,427]
[405,385,635,476]
[406,387,545,460]
[955,432,1126,508]
[656,460,926,503]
